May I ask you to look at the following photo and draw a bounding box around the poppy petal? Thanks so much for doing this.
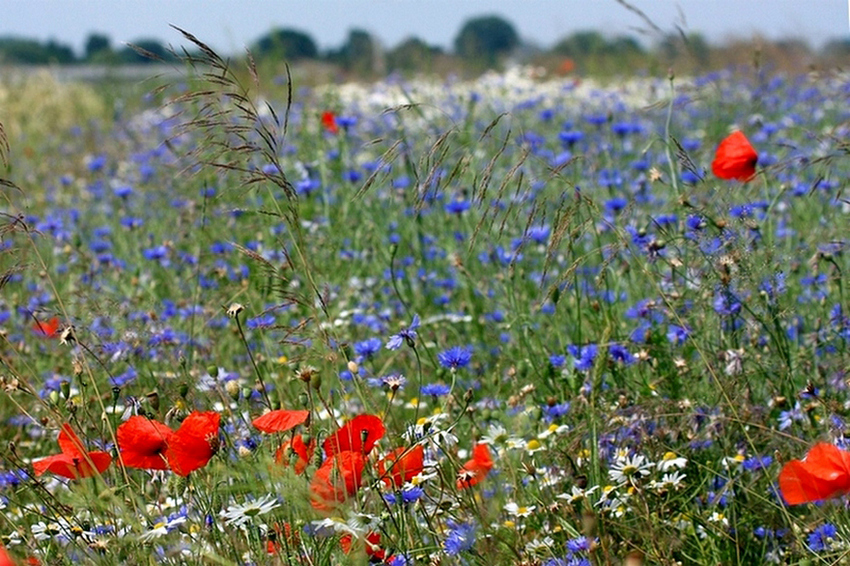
[117,416,174,470]
[456,443,494,489]
[779,443,850,505]
[82,451,113,476]
[322,414,385,457]
[33,454,76,479]
[310,451,365,511]
[57,424,86,458]
[166,411,220,476]
[33,451,111,479]
[712,131,758,182]
[801,442,850,480]
[274,434,314,475]
[378,445,425,488]
[253,409,309,434]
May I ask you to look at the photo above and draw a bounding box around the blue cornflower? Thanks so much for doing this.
[443,520,476,556]
[109,367,137,387]
[568,344,597,372]
[604,196,628,214]
[713,291,742,317]
[667,324,690,345]
[113,185,134,198]
[544,402,570,420]
[445,199,471,215]
[566,535,591,553]
[778,402,805,431]
[421,383,451,397]
[741,455,772,472]
[386,314,420,350]
[354,337,383,360]
[807,523,837,552]
[401,485,425,503]
[559,129,584,147]
[438,346,472,370]
[608,343,633,365]
[526,225,550,244]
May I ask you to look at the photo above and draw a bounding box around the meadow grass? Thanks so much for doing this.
[0,36,849,565]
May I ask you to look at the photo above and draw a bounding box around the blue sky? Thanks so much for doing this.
[3,0,848,55]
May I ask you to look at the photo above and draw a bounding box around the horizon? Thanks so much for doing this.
[2,0,848,58]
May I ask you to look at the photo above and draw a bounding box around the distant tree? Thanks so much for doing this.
[553,30,608,57]
[84,33,111,60]
[823,38,850,57]
[254,28,318,61]
[328,29,378,75]
[0,37,75,64]
[454,15,519,69]
[608,36,645,56]
[659,32,709,68]
[118,38,171,64]
[44,40,75,63]
[387,37,442,74]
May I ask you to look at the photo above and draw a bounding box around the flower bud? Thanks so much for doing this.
[60,380,71,400]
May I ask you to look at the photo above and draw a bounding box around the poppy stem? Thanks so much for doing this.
[234,314,272,409]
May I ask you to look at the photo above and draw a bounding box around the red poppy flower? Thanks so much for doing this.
[456,443,494,490]
[33,424,112,480]
[252,409,309,434]
[712,131,758,182]
[340,531,386,561]
[779,442,850,505]
[166,411,221,477]
[0,543,14,566]
[323,414,385,458]
[116,416,174,470]
[32,317,61,339]
[321,111,339,134]
[266,522,298,556]
[274,433,315,475]
[310,451,365,511]
[378,445,425,488]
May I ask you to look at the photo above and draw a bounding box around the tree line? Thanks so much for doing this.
[1,15,847,76]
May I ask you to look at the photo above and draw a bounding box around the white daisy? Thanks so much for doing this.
[557,484,599,504]
[608,453,653,485]
[657,451,687,472]
[139,513,187,542]
[649,471,687,492]
[504,502,536,518]
[220,494,281,527]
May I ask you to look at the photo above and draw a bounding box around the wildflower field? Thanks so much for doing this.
[1,37,849,565]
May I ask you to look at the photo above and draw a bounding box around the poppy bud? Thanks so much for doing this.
[310,372,322,391]
[225,380,240,400]
[207,366,219,378]
[146,391,160,411]
[60,380,71,400]
[178,382,189,399]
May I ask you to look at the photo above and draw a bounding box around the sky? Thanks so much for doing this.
[2,0,848,56]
